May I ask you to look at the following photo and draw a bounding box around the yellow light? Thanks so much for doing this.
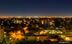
[60,32,63,34]
[17,31,21,34]
[65,37,70,41]
[40,31,44,34]
[37,37,40,40]
[9,31,25,40]
[23,27,29,33]
[23,27,28,30]
[41,20,44,24]
[11,32,16,38]
[15,35,24,40]
[50,39,57,41]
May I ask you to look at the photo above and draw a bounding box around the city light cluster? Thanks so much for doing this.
[0,16,72,44]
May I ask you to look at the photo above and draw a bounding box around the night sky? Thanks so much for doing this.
[0,0,72,16]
